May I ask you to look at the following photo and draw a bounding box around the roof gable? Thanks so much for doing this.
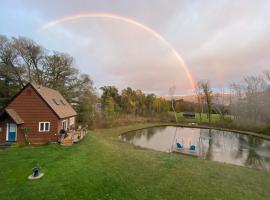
[30,83,77,119]
[5,109,24,124]
[1,83,77,119]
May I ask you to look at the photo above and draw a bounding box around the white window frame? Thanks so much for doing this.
[39,122,50,132]
[62,120,68,130]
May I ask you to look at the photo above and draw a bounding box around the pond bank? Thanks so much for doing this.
[119,122,270,140]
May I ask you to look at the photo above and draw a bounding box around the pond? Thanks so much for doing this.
[120,126,270,171]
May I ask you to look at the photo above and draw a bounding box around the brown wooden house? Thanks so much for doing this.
[0,83,77,144]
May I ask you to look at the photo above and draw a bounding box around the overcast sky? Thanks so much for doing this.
[1,0,269,95]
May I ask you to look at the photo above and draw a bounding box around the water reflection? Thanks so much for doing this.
[120,126,270,171]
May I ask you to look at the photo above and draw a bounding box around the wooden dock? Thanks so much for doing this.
[172,149,199,158]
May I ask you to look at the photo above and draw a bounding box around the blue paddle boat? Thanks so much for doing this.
[176,142,184,150]
[189,144,196,153]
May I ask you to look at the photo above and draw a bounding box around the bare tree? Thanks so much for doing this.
[195,82,203,121]
[169,86,178,123]
[230,74,268,123]
[265,71,270,82]
[198,80,212,123]
[212,88,228,119]
[12,37,45,84]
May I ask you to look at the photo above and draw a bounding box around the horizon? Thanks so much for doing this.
[1,0,270,95]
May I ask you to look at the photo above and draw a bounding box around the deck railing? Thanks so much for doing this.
[59,126,88,145]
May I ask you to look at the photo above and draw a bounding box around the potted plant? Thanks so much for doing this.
[59,129,67,137]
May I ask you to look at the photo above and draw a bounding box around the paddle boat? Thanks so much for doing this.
[176,142,184,150]
[189,144,197,153]
[173,143,199,157]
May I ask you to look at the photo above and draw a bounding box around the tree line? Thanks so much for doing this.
[191,72,270,133]
[229,72,270,125]
[98,86,170,126]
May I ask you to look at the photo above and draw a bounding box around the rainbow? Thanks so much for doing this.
[40,12,196,90]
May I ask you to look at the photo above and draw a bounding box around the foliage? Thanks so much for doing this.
[0,34,97,126]
[103,96,117,127]
[98,86,170,127]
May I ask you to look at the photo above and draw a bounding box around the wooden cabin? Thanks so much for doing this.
[0,83,77,144]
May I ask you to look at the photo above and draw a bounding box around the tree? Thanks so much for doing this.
[0,34,97,126]
[169,86,178,123]
[100,86,121,112]
[76,74,97,127]
[103,96,117,127]
[42,52,80,102]
[145,93,156,115]
[134,89,146,116]
[12,37,45,84]
[195,82,203,121]
[229,72,269,124]
[121,87,136,114]
[198,80,213,123]
[212,89,228,119]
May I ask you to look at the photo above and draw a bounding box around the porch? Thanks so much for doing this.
[60,126,88,146]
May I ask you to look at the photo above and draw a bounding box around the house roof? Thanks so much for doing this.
[31,83,77,119]
[5,109,24,124]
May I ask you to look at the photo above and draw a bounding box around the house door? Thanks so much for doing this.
[6,123,17,142]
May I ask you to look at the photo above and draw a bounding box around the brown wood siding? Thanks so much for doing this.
[5,85,60,144]
[0,121,6,142]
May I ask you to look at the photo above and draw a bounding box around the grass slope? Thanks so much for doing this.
[0,123,269,200]
[170,112,229,123]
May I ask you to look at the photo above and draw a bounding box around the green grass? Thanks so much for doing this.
[0,123,270,200]
[170,112,232,123]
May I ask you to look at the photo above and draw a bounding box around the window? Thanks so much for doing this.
[39,122,50,132]
[52,99,60,105]
[60,99,66,105]
[62,120,67,130]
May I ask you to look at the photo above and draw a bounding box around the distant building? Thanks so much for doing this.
[183,112,196,118]
[95,103,102,112]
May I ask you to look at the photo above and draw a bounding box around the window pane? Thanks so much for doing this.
[40,123,44,131]
[45,123,49,131]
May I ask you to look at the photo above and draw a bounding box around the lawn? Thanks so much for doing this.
[170,112,232,123]
[0,123,269,200]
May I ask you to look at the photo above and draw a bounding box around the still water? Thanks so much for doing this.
[120,126,270,171]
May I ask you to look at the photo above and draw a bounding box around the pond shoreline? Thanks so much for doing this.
[119,123,270,141]
[120,124,270,171]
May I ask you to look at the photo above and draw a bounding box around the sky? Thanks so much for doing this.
[0,0,270,95]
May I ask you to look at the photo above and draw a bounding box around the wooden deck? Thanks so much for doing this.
[172,149,199,158]
[60,127,88,146]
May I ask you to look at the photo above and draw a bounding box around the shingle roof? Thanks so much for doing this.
[5,108,24,124]
[31,83,77,119]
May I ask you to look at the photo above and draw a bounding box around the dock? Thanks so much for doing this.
[172,149,200,158]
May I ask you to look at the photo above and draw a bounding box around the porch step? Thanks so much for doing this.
[0,143,12,150]
[61,138,73,146]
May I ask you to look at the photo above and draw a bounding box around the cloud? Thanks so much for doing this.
[1,0,270,94]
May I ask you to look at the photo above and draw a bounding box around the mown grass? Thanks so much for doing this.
[0,123,270,200]
[170,112,270,136]
[170,112,232,123]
